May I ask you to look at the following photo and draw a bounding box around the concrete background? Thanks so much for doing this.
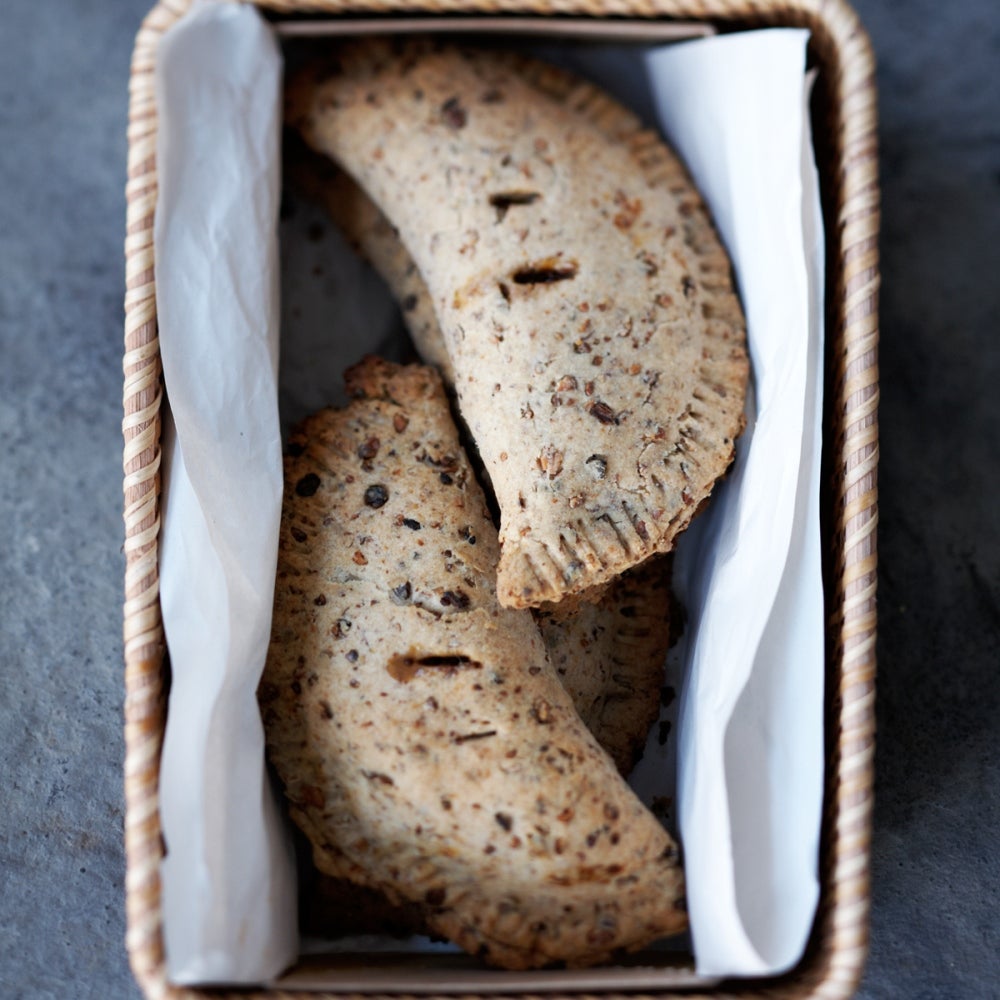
[1,0,996,997]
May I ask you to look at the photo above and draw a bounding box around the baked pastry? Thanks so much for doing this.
[260,358,686,969]
[286,39,749,609]
[300,558,676,941]
[283,55,645,389]
[286,149,674,777]
[286,119,677,777]
[535,557,672,777]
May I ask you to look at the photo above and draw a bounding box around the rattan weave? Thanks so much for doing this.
[122,1,879,997]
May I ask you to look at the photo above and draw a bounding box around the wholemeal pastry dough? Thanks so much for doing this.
[286,146,674,779]
[260,358,686,968]
[535,557,673,777]
[284,55,646,390]
[286,39,748,609]
[300,562,675,941]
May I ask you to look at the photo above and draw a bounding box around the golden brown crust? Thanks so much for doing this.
[260,358,685,968]
[286,40,749,610]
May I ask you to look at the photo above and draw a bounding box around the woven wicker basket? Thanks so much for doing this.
[122,1,879,997]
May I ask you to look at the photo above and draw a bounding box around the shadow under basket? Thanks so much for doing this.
[121,0,879,997]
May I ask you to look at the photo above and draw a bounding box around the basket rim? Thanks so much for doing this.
[121,1,879,998]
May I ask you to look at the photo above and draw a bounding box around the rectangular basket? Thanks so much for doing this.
[121,1,879,997]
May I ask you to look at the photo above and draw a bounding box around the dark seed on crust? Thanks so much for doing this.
[364,484,389,508]
[585,454,608,479]
[295,473,321,497]
[441,589,471,609]
[588,401,618,425]
[357,436,381,461]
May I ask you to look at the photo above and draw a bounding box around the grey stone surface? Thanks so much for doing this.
[0,1,996,998]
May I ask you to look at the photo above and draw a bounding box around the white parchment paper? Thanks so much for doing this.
[647,31,826,975]
[154,1,297,984]
[153,5,824,985]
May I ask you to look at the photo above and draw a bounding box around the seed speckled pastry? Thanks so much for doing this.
[535,558,673,777]
[260,358,686,969]
[286,145,674,777]
[284,55,646,389]
[286,40,749,609]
